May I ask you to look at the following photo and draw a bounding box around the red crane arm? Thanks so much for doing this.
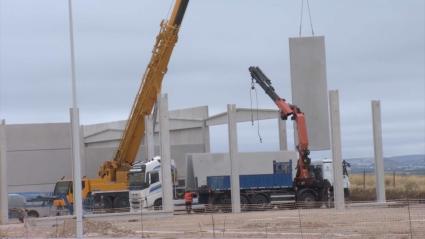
[249,66,312,182]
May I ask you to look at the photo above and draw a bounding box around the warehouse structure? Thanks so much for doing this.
[5,106,209,194]
[3,105,287,195]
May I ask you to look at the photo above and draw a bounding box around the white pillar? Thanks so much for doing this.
[158,94,173,212]
[372,100,386,203]
[70,109,83,237]
[227,104,241,213]
[79,126,86,177]
[202,122,211,153]
[329,90,345,210]
[145,115,155,161]
[0,120,8,224]
[278,118,288,151]
[68,1,83,236]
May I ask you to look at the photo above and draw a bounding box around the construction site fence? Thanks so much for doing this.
[3,199,424,238]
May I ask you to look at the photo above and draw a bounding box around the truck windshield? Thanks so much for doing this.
[128,165,147,190]
[53,181,71,195]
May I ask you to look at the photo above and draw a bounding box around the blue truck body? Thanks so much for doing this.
[206,160,293,191]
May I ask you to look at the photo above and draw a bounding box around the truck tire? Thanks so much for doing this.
[17,208,26,223]
[298,191,316,208]
[153,198,162,210]
[252,194,269,210]
[113,196,129,210]
[240,195,249,211]
[27,210,39,218]
[102,196,113,209]
[217,194,231,212]
[207,196,222,212]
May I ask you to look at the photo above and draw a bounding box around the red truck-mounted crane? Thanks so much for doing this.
[249,66,312,186]
[249,66,330,203]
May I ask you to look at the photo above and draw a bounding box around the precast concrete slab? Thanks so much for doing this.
[5,122,72,193]
[186,151,298,189]
[289,36,330,150]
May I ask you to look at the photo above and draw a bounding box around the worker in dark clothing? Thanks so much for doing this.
[184,191,193,214]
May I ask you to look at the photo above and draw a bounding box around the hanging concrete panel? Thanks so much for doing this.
[289,36,331,150]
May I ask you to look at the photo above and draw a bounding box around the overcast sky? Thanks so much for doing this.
[0,0,424,159]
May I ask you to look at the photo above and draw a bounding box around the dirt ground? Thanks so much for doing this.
[1,203,424,238]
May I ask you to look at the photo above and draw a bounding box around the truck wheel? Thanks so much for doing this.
[102,196,113,209]
[17,209,26,223]
[326,191,334,208]
[27,210,39,218]
[218,194,231,212]
[240,195,249,211]
[113,196,129,210]
[299,192,316,208]
[153,198,162,210]
[252,194,269,210]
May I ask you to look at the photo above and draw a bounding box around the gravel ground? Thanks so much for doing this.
[1,203,424,238]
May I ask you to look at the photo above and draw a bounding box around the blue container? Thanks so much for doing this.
[207,160,293,190]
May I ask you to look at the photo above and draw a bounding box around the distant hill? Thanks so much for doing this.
[347,154,425,175]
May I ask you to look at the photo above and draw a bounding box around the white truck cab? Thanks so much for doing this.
[128,157,177,212]
[311,159,351,197]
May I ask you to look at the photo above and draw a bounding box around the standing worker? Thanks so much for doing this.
[184,191,193,214]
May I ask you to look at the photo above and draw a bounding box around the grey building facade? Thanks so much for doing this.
[5,106,209,193]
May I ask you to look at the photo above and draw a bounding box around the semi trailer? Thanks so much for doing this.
[186,152,350,209]
[128,152,350,211]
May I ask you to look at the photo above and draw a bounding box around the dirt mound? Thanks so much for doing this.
[50,219,135,237]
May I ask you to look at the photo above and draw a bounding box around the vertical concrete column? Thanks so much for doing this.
[145,115,155,161]
[329,90,345,210]
[227,104,241,213]
[70,108,83,236]
[202,122,211,153]
[68,0,83,236]
[372,100,386,202]
[0,120,8,224]
[158,94,173,212]
[278,118,288,151]
[79,126,86,176]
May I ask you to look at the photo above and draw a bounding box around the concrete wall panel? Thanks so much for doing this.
[171,144,206,181]
[6,123,71,151]
[4,106,208,193]
[84,147,118,178]
[7,149,72,191]
[289,36,330,150]
[186,151,298,188]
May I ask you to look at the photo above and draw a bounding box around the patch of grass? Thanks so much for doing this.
[349,174,425,201]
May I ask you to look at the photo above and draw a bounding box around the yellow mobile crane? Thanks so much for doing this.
[53,0,189,211]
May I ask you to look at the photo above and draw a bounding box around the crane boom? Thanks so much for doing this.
[99,0,190,182]
[249,66,312,184]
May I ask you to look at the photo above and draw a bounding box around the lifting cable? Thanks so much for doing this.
[250,79,263,143]
[298,0,315,36]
